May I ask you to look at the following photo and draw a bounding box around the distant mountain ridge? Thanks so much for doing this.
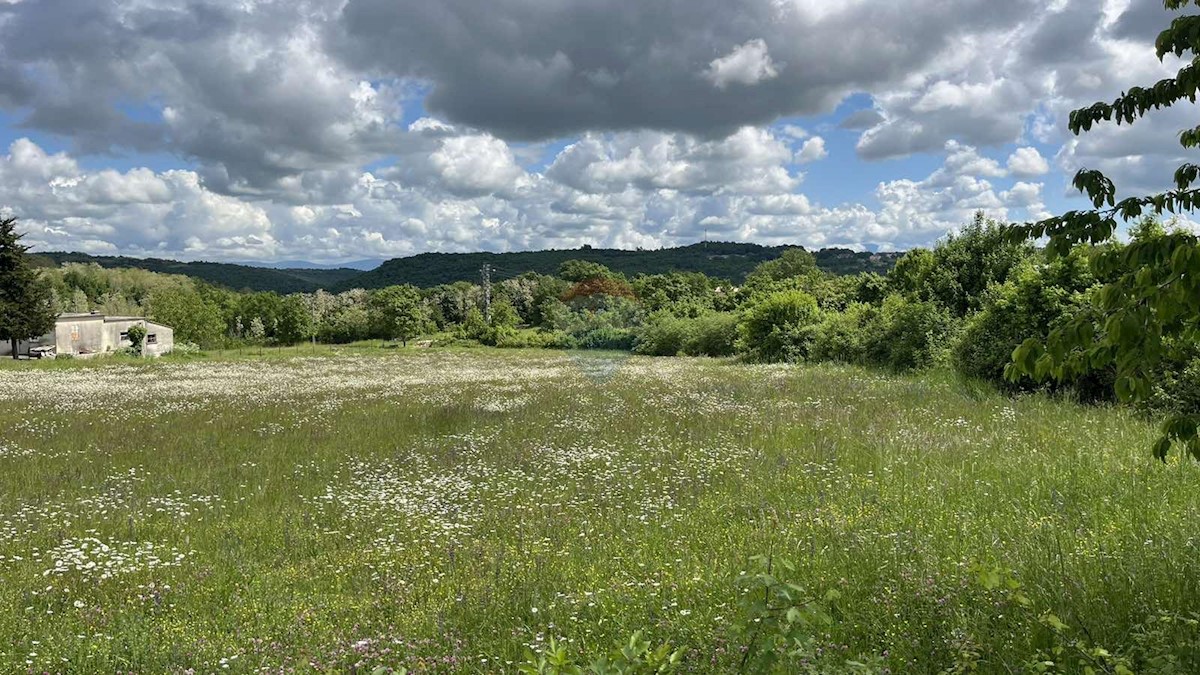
[238,259,386,271]
[31,252,362,294]
[337,242,902,291]
[31,243,903,294]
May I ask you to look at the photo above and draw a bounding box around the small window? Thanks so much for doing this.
[119,331,129,341]
[147,334,157,344]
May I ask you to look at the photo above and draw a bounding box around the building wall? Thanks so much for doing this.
[94,319,175,356]
[1,317,101,357]
[0,315,175,358]
[142,322,175,357]
[57,317,107,356]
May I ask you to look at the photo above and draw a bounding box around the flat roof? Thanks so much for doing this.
[56,314,171,329]
[59,313,142,321]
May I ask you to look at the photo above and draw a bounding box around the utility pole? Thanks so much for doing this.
[481,264,492,323]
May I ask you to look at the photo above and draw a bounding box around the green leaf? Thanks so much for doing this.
[1153,436,1172,461]
[1115,376,1134,403]
[1042,613,1070,632]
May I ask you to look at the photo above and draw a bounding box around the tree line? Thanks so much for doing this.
[29,243,902,294]
[346,242,901,291]
[5,211,1200,421]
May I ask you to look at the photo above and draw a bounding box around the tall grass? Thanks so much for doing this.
[0,350,1196,672]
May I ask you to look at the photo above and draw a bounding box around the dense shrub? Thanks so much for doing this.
[539,330,579,350]
[633,312,739,357]
[558,260,618,283]
[459,307,490,341]
[743,248,819,288]
[736,290,822,362]
[562,277,637,304]
[734,267,859,314]
[171,341,201,357]
[632,272,717,316]
[889,214,1033,317]
[683,313,739,357]
[576,326,636,350]
[538,299,574,333]
[953,250,1096,388]
[494,329,576,350]
[1149,352,1200,415]
[865,294,957,371]
[811,303,878,364]
[633,314,694,356]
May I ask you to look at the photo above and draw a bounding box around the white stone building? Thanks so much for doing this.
[1,313,174,358]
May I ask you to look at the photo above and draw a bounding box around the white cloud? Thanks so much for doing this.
[428,135,526,196]
[5,132,1049,263]
[780,125,810,140]
[2,0,1192,262]
[1007,147,1050,178]
[704,39,780,89]
[796,137,828,164]
[547,127,798,195]
[1002,180,1050,220]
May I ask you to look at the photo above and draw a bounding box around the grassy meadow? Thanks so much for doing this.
[1,349,1199,673]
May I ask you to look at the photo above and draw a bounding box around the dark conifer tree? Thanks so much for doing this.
[0,217,56,358]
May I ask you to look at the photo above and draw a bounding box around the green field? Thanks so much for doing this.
[1,350,1198,673]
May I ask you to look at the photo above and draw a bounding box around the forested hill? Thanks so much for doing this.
[31,243,902,293]
[338,243,902,290]
[31,252,362,294]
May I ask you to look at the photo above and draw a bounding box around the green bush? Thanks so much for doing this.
[163,342,202,359]
[173,341,201,355]
[953,251,1097,388]
[888,213,1033,317]
[736,290,822,362]
[1148,350,1200,414]
[633,313,695,356]
[683,312,739,357]
[125,324,147,353]
[865,294,957,371]
[539,330,578,350]
[494,329,576,350]
[811,303,878,364]
[576,326,635,350]
[633,312,739,357]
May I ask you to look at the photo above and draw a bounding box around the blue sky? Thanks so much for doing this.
[0,0,1186,263]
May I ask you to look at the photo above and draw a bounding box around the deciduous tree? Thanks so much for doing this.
[147,286,225,348]
[369,284,429,346]
[1006,1,1200,458]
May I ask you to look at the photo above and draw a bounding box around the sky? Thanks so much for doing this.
[0,0,1191,264]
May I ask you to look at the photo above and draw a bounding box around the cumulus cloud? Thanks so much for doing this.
[421,135,527,196]
[0,0,1194,262]
[0,0,410,196]
[839,109,885,130]
[1007,147,1050,178]
[547,127,799,195]
[796,137,828,164]
[4,139,276,258]
[6,129,1051,262]
[333,0,1041,140]
[705,39,780,89]
[853,0,1185,166]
